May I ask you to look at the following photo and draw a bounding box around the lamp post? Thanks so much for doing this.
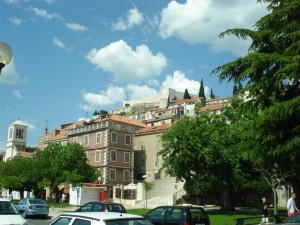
[0,42,13,74]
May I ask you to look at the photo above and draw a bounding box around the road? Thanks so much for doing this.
[27,217,52,225]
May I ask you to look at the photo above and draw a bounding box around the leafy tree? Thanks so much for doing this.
[0,156,33,198]
[33,143,98,202]
[183,89,191,99]
[93,110,98,116]
[198,79,205,98]
[194,102,202,115]
[99,110,108,114]
[212,0,300,199]
[159,113,248,211]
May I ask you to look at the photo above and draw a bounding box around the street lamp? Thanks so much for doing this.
[0,42,13,74]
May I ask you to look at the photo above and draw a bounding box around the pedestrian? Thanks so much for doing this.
[287,192,299,217]
[261,196,273,223]
[61,193,67,208]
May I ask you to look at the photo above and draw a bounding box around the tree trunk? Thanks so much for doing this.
[220,186,235,212]
[272,187,278,215]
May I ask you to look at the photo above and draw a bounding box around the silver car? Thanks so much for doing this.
[15,198,49,218]
[0,198,28,225]
[50,212,154,225]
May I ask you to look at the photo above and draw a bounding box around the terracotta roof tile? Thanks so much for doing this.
[135,123,172,135]
[200,103,224,112]
[48,133,68,141]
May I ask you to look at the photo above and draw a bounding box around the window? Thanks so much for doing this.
[83,135,89,145]
[96,132,102,144]
[110,150,117,162]
[111,132,118,143]
[9,128,13,139]
[109,168,116,180]
[124,152,130,163]
[155,140,160,150]
[125,134,131,145]
[124,170,130,181]
[73,137,78,143]
[62,141,67,146]
[141,143,145,150]
[155,157,160,167]
[95,150,101,162]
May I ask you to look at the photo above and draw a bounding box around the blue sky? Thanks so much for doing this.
[0,0,268,148]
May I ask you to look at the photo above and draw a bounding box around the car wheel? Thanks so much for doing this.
[22,211,27,218]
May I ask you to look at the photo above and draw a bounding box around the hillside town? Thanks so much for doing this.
[0,87,232,208]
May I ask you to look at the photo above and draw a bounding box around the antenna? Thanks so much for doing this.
[86,111,89,118]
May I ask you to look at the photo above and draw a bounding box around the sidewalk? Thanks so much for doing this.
[48,205,79,219]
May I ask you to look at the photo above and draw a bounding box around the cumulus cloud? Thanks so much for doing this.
[31,7,61,20]
[80,86,126,111]
[0,59,23,85]
[9,16,22,26]
[126,84,158,100]
[159,0,268,56]
[112,7,144,31]
[52,37,65,48]
[85,40,167,82]
[66,22,87,31]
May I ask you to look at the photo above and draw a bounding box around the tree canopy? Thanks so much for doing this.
[212,0,300,191]
[183,88,191,99]
[199,79,205,98]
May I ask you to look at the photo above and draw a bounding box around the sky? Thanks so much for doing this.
[0,0,269,148]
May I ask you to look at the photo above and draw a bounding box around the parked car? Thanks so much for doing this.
[15,198,49,218]
[75,201,127,213]
[50,211,154,225]
[143,205,210,225]
[0,197,28,225]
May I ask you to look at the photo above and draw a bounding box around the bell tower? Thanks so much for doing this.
[4,119,28,161]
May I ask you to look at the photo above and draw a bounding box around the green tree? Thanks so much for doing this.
[0,156,33,198]
[33,143,97,202]
[210,89,215,99]
[198,79,205,98]
[159,113,247,211]
[183,89,191,99]
[194,102,202,115]
[99,110,108,114]
[212,0,300,199]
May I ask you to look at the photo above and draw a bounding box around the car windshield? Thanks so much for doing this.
[0,201,19,215]
[105,218,153,225]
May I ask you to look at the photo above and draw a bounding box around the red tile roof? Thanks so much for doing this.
[200,103,224,112]
[135,123,172,135]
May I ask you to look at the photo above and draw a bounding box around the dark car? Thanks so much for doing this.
[15,198,49,218]
[75,202,127,213]
[143,205,210,225]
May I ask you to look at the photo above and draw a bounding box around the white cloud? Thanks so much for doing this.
[66,22,87,31]
[126,84,158,100]
[31,7,61,20]
[9,16,22,26]
[161,70,209,96]
[80,86,126,111]
[86,40,167,82]
[159,0,268,56]
[0,59,23,85]
[13,89,24,99]
[52,37,65,48]
[112,7,144,31]
[5,0,19,4]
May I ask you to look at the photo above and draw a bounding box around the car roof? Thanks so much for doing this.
[59,212,144,220]
[153,205,204,209]
[84,202,123,205]
[0,198,10,202]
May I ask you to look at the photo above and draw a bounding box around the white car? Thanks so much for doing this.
[50,211,154,225]
[0,198,28,225]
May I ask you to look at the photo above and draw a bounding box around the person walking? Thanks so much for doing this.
[61,193,67,208]
[261,197,273,223]
[287,192,299,217]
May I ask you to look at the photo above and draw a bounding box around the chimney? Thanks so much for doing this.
[44,128,48,134]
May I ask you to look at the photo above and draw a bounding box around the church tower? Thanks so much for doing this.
[4,120,28,161]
